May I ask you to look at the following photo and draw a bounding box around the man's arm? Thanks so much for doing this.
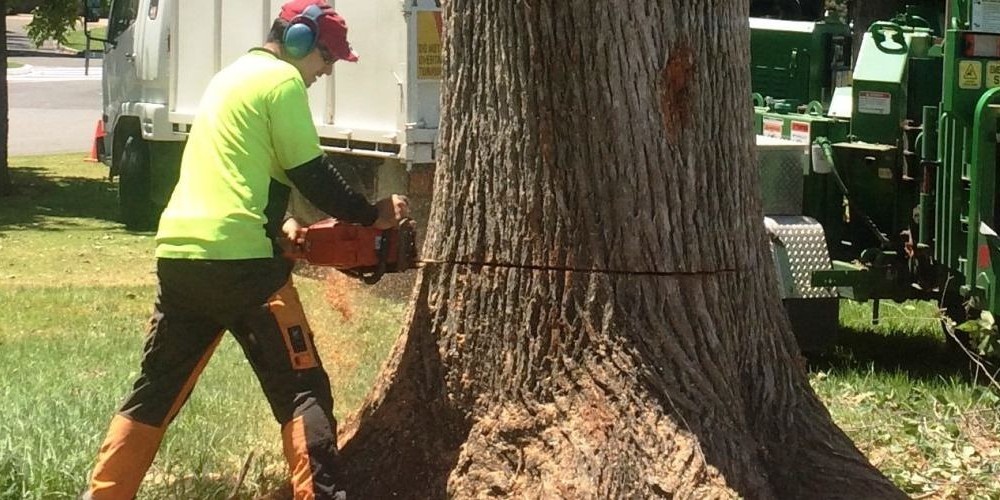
[268,78,407,229]
[286,155,379,225]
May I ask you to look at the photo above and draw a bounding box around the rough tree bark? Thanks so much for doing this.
[1,0,12,197]
[336,1,905,498]
[849,0,899,61]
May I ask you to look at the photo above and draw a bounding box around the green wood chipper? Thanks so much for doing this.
[751,1,1000,352]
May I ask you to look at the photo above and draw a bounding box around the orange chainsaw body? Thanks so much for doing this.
[299,218,417,283]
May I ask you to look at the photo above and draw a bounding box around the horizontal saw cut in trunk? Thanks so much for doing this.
[336,1,906,498]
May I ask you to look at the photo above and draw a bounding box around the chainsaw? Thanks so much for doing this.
[291,218,419,284]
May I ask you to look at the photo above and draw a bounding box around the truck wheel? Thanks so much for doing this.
[783,297,840,354]
[118,136,157,231]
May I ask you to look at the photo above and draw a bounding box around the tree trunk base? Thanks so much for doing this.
[334,270,905,499]
[335,273,470,498]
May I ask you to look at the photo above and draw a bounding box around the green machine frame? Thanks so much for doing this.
[936,0,1000,315]
[752,0,1000,332]
[750,16,852,106]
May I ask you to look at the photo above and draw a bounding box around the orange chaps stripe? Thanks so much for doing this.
[283,415,317,500]
[272,282,338,499]
[269,282,319,371]
[85,269,339,498]
[86,333,222,499]
[87,415,163,499]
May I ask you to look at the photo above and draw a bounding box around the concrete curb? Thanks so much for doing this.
[8,64,33,75]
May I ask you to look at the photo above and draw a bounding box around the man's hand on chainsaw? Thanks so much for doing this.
[373,194,410,230]
[279,217,309,259]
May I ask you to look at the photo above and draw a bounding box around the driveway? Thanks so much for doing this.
[7,14,105,156]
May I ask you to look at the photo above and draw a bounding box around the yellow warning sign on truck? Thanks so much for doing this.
[417,12,442,80]
[960,60,983,89]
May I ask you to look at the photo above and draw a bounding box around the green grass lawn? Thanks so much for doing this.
[8,61,23,69]
[0,154,998,498]
[63,26,106,53]
[0,154,406,498]
[811,301,1000,498]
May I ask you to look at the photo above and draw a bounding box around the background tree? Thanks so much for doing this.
[848,0,904,60]
[0,0,9,196]
[22,1,83,48]
[846,0,941,61]
[750,0,826,19]
[334,0,905,497]
[0,0,100,197]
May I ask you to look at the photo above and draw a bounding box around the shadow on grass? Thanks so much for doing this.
[0,165,121,230]
[808,325,974,383]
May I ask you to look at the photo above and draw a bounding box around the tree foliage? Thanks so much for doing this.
[24,0,85,47]
[2,0,109,196]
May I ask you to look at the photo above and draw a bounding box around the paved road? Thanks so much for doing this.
[9,65,102,82]
[8,15,105,156]
[8,59,103,156]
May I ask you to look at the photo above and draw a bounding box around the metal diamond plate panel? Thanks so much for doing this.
[758,140,808,215]
[766,216,837,299]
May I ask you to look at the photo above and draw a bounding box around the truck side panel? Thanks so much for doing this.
[325,1,408,135]
[172,2,223,118]
[167,0,440,161]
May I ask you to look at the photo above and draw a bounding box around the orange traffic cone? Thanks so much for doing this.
[86,119,106,163]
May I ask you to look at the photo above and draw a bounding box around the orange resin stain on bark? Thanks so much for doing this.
[659,42,696,145]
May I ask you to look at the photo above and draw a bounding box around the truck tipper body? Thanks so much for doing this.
[100,0,441,229]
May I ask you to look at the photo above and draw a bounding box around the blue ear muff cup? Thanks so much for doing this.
[283,4,324,60]
[284,22,317,59]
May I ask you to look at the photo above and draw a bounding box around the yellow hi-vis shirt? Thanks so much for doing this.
[155,49,322,260]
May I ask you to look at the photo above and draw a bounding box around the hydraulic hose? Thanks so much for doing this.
[814,137,892,247]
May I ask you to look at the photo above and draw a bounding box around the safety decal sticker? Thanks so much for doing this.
[972,0,1000,34]
[988,61,1000,88]
[790,121,811,144]
[960,60,983,90]
[858,91,891,115]
[763,118,783,139]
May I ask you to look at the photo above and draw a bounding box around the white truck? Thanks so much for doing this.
[93,0,442,229]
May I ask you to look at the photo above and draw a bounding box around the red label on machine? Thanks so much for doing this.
[763,118,783,139]
[790,121,811,144]
[858,91,892,115]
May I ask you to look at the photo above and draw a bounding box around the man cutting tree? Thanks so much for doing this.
[83,1,407,498]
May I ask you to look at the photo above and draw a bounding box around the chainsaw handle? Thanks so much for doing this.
[278,232,309,260]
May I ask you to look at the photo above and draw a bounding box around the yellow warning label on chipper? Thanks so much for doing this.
[987,61,1000,88]
[960,60,983,89]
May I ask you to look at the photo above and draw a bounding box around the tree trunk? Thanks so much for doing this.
[849,0,898,61]
[336,1,905,497]
[1,0,12,196]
